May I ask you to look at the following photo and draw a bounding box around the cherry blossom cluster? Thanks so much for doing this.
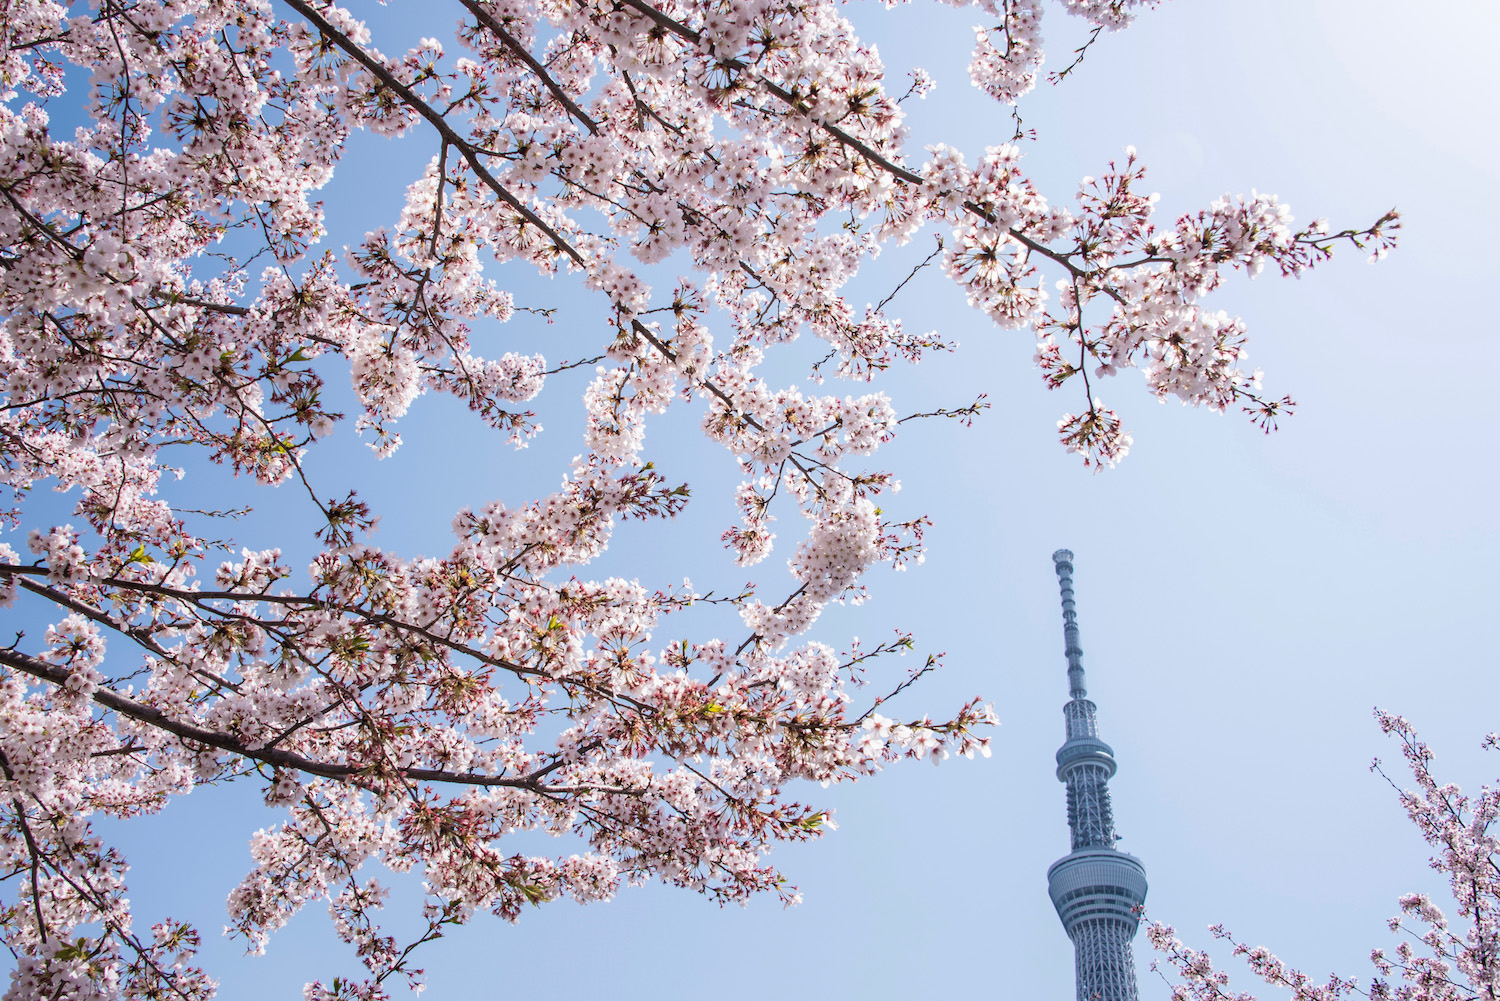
[1151,711,1500,1001]
[0,0,1390,995]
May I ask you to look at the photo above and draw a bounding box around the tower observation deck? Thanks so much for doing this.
[1047,550,1148,1001]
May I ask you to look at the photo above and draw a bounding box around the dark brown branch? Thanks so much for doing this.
[278,0,586,267]
[460,0,600,134]
[613,0,923,183]
[0,749,48,943]
[0,646,615,792]
[15,576,175,661]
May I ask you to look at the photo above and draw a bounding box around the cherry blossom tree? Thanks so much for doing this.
[1150,711,1500,1001]
[0,0,1397,996]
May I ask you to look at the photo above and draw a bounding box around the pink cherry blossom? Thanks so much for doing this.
[0,0,1391,995]
[1151,712,1500,1001]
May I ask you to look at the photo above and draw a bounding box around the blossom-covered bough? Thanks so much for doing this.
[0,0,1396,995]
[1151,712,1500,1001]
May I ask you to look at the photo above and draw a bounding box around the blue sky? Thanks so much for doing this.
[27,0,1500,997]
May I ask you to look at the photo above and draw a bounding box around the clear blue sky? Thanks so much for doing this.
[58,0,1500,997]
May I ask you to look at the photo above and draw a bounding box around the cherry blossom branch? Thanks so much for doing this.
[459,0,599,134]
[278,0,586,267]
[0,749,49,945]
[0,645,638,794]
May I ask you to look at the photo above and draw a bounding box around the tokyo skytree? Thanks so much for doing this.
[1047,550,1149,1001]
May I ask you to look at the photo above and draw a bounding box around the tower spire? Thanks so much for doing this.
[1046,550,1149,1001]
[1053,549,1087,700]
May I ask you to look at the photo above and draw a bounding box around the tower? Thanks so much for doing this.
[1047,550,1149,1001]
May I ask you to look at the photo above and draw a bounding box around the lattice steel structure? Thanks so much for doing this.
[1047,550,1149,1001]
